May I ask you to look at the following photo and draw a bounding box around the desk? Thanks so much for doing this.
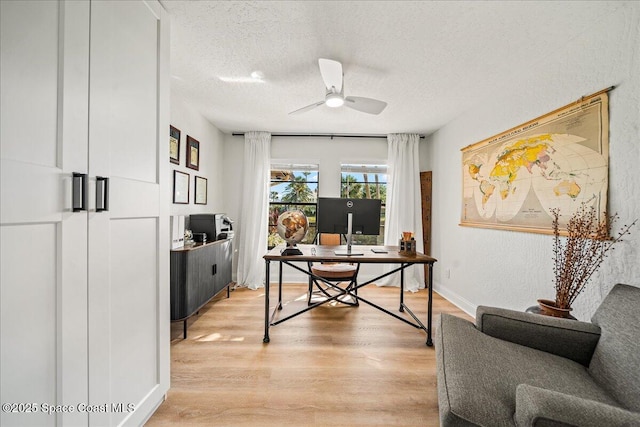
[263,244,437,346]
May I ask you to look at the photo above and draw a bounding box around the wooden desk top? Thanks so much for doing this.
[264,244,437,264]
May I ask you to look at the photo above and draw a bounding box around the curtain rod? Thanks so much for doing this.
[231,132,425,139]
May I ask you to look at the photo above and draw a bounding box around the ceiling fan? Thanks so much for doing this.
[289,58,387,115]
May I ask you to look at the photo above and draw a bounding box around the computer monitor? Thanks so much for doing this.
[316,197,382,236]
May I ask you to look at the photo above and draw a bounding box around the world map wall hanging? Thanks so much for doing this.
[460,87,611,235]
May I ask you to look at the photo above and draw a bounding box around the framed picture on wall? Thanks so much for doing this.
[186,135,200,170]
[173,170,189,204]
[195,176,207,205]
[169,125,181,164]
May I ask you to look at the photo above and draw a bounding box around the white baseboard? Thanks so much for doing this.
[433,282,477,318]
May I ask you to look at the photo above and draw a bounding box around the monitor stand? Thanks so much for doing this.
[334,249,364,256]
[334,212,363,256]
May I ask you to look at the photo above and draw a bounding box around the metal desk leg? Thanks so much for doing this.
[263,260,271,343]
[278,261,283,310]
[426,262,434,347]
[399,263,405,312]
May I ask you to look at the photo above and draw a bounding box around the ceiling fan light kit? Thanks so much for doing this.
[289,58,387,115]
[325,92,344,108]
[250,70,264,80]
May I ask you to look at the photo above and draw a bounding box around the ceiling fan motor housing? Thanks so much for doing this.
[325,91,344,108]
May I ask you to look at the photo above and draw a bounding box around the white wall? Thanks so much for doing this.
[424,3,640,320]
[169,91,226,217]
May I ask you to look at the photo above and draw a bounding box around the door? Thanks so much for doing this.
[420,171,432,255]
[1,1,90,426]
[1,1,169,426]
[86,1,169,426]
[420,171,432,284]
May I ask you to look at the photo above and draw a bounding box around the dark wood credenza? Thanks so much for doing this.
[170,238,233,338]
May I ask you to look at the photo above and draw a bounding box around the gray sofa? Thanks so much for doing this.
[435,284,640,426]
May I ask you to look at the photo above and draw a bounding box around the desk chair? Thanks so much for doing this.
[307,233,360,306]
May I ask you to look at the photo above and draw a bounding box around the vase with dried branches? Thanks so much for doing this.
[540,203,637,317]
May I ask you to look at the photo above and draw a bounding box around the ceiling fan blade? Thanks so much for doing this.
[318,58,343,93]
[344,96,387,115]
[289,100,325,115]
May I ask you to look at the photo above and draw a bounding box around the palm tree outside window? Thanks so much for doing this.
[268,164,319,248]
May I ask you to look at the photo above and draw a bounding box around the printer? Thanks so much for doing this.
[219,215,234,239]
[189,213,234,241]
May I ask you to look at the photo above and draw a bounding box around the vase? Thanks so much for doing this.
[537,299,573,318]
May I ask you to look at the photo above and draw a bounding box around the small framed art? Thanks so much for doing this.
[186,135,200,170]
[195,176,208,205]
[173,170,189,204]
[170,125,181,164]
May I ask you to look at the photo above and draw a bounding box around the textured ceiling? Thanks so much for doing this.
[161,1,623,135]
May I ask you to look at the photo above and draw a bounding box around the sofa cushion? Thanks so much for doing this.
[476,306,601,366]
[589,284,640,412]
[436,314,620,427]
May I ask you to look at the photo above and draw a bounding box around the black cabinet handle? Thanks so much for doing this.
[96,176,109,212]
[72,172,87,212]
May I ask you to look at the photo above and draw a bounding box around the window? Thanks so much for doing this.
[341,164,387,245]
[268,164,318,248]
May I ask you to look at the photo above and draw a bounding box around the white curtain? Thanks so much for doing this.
[381,133,424,291]
[236,131,271,290]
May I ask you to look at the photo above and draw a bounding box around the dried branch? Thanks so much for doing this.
[552,204,636,309]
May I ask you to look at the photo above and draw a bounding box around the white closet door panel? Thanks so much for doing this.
[88,0,159,184]
[87,217,160,427]
[1,225,57,427]
[110,218,159,426]
[88,1,169,426]
[108,4,158,184]
[0,0,59,168]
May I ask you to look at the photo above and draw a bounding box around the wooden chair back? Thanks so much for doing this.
[319,233,341,246]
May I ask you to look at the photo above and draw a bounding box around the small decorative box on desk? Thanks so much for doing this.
[399,237,417,256]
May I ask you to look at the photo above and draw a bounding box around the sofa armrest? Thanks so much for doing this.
[476,306,601,366]
[515,384,640,427]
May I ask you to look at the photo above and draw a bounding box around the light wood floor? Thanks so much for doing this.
[146,284,472,426]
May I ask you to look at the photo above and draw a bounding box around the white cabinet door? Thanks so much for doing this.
[87,1,169,426]
[1,1,90,426]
